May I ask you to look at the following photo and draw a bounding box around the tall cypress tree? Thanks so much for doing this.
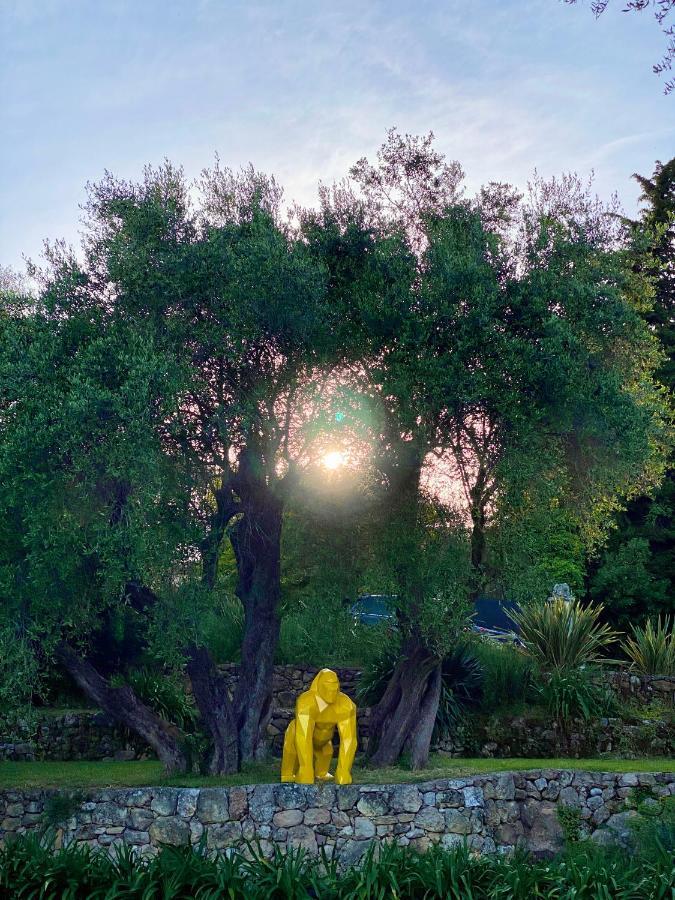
[587,159,675,626]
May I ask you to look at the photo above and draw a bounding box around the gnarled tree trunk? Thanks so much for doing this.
[56,643,189,775]
[366,637,442,769]
[230,487,283,763]
[186,643,239,774]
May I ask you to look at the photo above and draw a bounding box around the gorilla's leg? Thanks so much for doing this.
[281,720,298,782]
[314,739,334,780]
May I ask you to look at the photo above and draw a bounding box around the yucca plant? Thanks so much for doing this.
[511,597,619,671]
[623,615,675,676]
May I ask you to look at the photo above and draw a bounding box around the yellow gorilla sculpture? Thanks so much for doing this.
[280,668,357,785]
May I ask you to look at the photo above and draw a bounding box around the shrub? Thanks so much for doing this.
[511,598,619,670]
[277,600,391,668]
[472,640,535,712]
[1,833,673,898]
[622,615,675,676]
[41,792,84,828]
[557,803,583,844]
[202,596,245,664]
[540,668,615,723]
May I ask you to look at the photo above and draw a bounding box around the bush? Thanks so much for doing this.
[473,641,535,713]
[540,668,616,724]
[277,600,391,668]
[1,834,673,898]
[202,596,245,664]
[512,598,618,671]
[622,615,675,676]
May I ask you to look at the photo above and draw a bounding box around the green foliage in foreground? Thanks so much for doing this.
[1,834,673,900]
[1,757,672,791]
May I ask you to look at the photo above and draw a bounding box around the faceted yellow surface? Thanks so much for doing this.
[280,668,357,785]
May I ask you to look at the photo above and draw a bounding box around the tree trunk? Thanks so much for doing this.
[186,643,239,774]
[56,643,189,775]
[200,487,239,590]
[367,638,442,769]
[230,493,283,763]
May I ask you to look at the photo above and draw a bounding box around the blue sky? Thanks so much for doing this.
[1,0,673,272]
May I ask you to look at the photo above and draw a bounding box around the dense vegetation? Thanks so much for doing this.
[1,829,673,899]
[0,133,672,774]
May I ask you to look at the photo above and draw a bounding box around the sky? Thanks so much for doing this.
[1,0,673,274]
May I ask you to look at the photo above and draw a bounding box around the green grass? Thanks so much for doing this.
[1,755,673,790]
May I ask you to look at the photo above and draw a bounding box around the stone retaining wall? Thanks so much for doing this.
[3,709,670,762]
[1,770,673,861]
[433,715,674,758]
[2,666,672,762]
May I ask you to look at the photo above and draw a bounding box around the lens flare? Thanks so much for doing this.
[323,450,346,470]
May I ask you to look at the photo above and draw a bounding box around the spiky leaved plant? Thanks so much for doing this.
[510,598,619,671]
[623,615,675,676]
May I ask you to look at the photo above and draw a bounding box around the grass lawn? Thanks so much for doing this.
[1,755,673,791]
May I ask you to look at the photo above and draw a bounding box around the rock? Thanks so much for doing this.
[444,809,473,834]
[148,817,190,846]
[354,816,376,838]
[249,786,275,823]
[390,785,422,813]
[524,801,563,857]
[414,807,445,832]
[206,822,242,849]
[287,824,318,853]
[124,829,150,845]
[125,790,151,808]
[436,789,463,809]
[176,789,199,818]
[441,833,465,849]
[91,803,127,826]
[462,786,483,808]
[273,809,303,828]
[274,784,306,810]
[339,838,371,866]
[129,809,154,831]
[304,807,331,825]
[150,790,178,817]
[197,790,229,824]
[189,820,204,844]
[619,774,639,787]
[227,787,247,821]
[356,793,389,817]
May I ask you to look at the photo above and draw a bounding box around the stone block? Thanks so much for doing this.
[129,809,154,831]
[353,816,376,838]
[206,822,242,849]
[273,809,303,828]
[287,824,318,853]
[197,789,229,824]
[356,792,389,817]
[304,807,331,826]
[390,785,422,813]
[462,786,483,808]
[150,789,178,817]
[176,789,199,818]
[149,817,190,847]
[124,829,150,845]
[414,807,444,832]
[444,809,473,834]
[249,785,275,823]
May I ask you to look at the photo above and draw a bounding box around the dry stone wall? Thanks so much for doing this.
[1,667,672,762]
[1,770,673,862]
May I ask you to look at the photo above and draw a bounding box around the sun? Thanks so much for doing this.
[322,450,346,470]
